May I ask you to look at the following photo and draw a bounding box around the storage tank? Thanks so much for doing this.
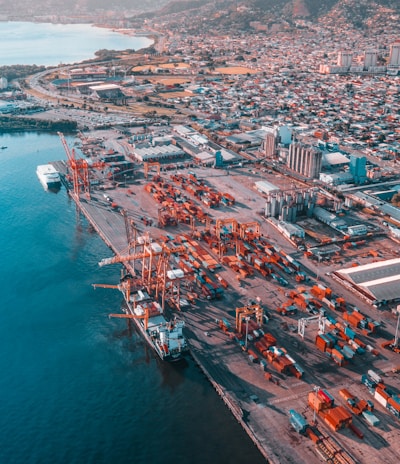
[271,195,278,217]
[265,200,272,217]
[289,207,297,223]
[280,205,289,222]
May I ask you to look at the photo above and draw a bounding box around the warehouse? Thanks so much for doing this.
[255,180,280,195]
[335,258,400,304]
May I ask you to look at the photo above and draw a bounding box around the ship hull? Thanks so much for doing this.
[122,293,188,362]
[131,315,185,362]
[36,164,61,190]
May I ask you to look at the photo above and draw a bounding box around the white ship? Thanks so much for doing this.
[36,164,61,190]
[127,289,188,361]
[104,284,188,361]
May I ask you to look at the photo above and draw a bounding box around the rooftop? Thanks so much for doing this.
[336,258,400,302]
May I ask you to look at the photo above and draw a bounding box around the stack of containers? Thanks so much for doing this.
[375,385,390,409]
[331,347,346,366]
[315,333,333,352]
[387,395,400,418]
[324,406,352,432]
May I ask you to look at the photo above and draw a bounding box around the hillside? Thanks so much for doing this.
[1,0,399,31]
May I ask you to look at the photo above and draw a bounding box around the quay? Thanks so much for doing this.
[49,152,400,464]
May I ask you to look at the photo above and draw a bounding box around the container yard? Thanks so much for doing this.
[47,129,400,464]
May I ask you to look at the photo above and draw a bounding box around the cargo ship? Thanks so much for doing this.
[36,164,61,190]
[117,287,188,361]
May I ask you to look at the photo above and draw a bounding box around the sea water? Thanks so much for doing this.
[0,132,265,464]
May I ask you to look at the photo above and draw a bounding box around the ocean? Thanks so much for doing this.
[0,22,153,66]
[0,132,265,463]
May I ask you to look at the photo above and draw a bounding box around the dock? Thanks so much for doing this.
[51,154,400,464]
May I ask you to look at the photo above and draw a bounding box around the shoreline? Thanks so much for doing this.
[0,20,157,67]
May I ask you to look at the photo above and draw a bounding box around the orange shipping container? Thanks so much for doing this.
[387,397,400,413]
[324,414,340,432]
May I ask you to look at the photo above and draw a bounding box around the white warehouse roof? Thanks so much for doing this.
[336,258,400,303]
[255,180,280,194]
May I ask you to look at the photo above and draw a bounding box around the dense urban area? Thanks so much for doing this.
[2,1,400,463]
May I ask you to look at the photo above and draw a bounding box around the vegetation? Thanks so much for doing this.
[0,116,77,133]
[0,65,47,82]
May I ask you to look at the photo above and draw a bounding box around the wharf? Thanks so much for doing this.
[57,168,400,464]
[64,189,292,463]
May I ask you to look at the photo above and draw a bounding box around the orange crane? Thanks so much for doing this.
[93,281,150,329]
[58,131,105,199]
[144,161,161,179]
[108,309,150,330]
[235,304,264,334]
[98,236,186,309]
[239,221,260,239]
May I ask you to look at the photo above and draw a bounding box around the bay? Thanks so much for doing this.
[0,132,265,464]
[0,22,153,66]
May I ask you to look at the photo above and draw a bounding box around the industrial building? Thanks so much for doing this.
[264,188,317,222]
[287,142,322,179]
[335,258,400,304]
[89,84,127,104]
[133,143,185,162]
[255,180,280,195]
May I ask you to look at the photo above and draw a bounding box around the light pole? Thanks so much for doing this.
[394,305,400,348]
[245,317,250,350]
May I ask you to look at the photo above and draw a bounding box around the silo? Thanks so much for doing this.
[280,205,289,222]
[265,200,272,217]
[306,201,314,217]
[290,207,297,223]
[271,195,278,217]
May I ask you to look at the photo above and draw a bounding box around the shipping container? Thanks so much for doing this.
[318,389,335,407]
[387,396,400,413]
[339,389,354,401]
[368,369,383,384]
[289,409,308,434]
[361,374,377,389]
[374,390,388,408]
[349,422,364,438]
[362,410,380,426]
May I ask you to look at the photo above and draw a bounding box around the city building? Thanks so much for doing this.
[349,155,367,184]
[262,130,278,158]
[389,42,400,66]
[364,50,378,69]
[337,51,353,68]
[0,77,8,90]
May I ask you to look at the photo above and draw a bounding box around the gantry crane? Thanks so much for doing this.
[92,280,150,329]
[154,251,187,310]
[239,221,260,239]
[98,236,186,310]
[58,131,105,199]
[298,311,326,339]
[235,304,264,334]
[143,161,161,179]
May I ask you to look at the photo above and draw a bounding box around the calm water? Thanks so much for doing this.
[0,132,265,464]
[0,22,152,66]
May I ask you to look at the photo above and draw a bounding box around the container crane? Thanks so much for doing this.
[239,221,260,239]
[144,161,161,179]
[92,281,150,329]
[235,304,264,334]
[108,309,149,330]
[98,236,186,310]
[58,131,105,199]
[298,311,326,339]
